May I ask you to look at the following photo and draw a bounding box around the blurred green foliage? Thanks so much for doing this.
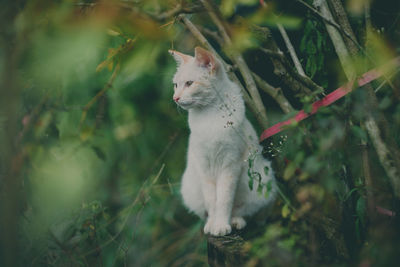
[1,0,400,266]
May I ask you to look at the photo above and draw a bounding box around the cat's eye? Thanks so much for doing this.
[173,83,177,89]
[185,81,193,87]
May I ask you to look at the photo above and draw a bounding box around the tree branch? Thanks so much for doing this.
[313,0,355,79]
[365,117,400,198]
[196,22,296,114]
[253,72,295,114]
[328,0,398,93]
[315,0,400,198]
[200,0,269,127]
[197,25,224,45]
[147,3,205,21]
[250,25,324,97]
[296,0,364,53]
[80,63,120,128]
[177,15,268,128]
[260,48,325,96]
[277,23,306,76]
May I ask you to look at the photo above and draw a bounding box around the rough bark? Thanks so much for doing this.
[207,234,246,267]
[313,0,355,79]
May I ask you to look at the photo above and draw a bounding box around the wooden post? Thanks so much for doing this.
[207,233,246,267]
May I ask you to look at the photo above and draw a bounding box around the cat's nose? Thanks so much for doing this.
[173,96,180,102]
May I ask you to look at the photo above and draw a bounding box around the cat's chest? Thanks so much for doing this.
[188,109,241,135]
[187,108,246,165]
[189,118,239,146]
[188,121,245,166]
[189,133,238,173]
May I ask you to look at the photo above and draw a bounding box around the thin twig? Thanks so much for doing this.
[277,23,306,76]
[197,25,224,45]
[329,0,398,92]
[80,164,166,257]
[178,15,266,128]
[147,3,205,21]
[200,0,269,127]
[197,23,296,114]
[80,63,120,128]
[313,0,355,79]
[252,72,295,114]
[318,0,400,198]
[250,24,323,97]
[365,117,400,198]
[296,0,364,53]
[259,48,324,95]
[360,140,375,216]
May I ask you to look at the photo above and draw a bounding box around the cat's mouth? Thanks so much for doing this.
[176,100,195,109]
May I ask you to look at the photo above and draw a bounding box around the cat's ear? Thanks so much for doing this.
[194,47,218,71]
[168,50,192,66]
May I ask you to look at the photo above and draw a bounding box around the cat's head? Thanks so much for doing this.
[169,47,221,110]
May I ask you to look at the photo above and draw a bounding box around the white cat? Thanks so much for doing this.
[169,47,276,236]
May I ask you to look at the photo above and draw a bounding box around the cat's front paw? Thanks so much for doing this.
[210,221,232,236]
[203,218,214,235]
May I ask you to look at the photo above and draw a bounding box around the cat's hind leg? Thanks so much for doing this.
[181,167,206,219]
[231,216,246,230]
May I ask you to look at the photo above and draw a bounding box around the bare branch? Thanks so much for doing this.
[253,72,295,114]
[197,23,296,114]
[259,47,324,96]
[147,3,205,21]
[317,0,400,197]
[250,25,323,97]
[80,63,120,128]
[197,26,224,45]
[313,0,355,79]
[177,15,268,128]
[361,140,375,216]
[277,23,306,76]
[200,0,269,127]
[329,0,398,92]
[296,0,364,53]
[365,117,400,198]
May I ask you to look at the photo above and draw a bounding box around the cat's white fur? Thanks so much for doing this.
[170,47,276,236]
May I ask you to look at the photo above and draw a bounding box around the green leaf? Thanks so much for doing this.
[283,162,297,180]
[264,166,270,175]
[379,95,392,110]
[300,35,307,52]
[304,103,313,114]
[220,0,235,17]
[351,126,367,142]
[306,40,316,54]
[281,204,291,218]
[303,156,322,175]
[265,180,273,198]
[303,20,314,37]
[317,53,324,70]
[355,218,361,241]
[316,31,323,50]
[56,110,80,139]
[356,197,366,226]
[248,178,254,190]
[91,146,106,161]
[257,180,263,195]
[310,59,317,78]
